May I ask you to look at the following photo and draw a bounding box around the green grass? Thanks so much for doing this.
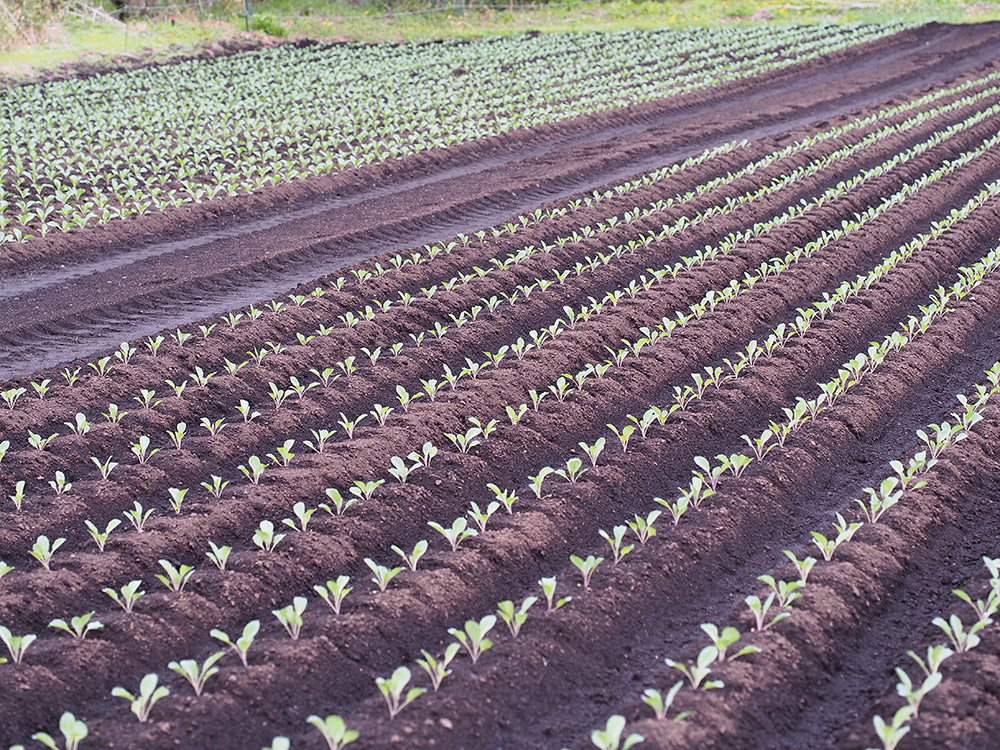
[2,0,999,82]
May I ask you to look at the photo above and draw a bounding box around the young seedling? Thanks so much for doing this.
[267,439,295,468]
[570,554,604,589]
[757,575,804,608]
[253,521,285,552]
[102,403,127,424]
[783,550,817,584]
[66,413,91,436]
[388,455,420,483]
[396,385,423,412]
[238,455,268,485]
[365,558,404,592]
[321,488,358,516]
[487,483,519,514]
[376,666,426,719]
[282,502,316,533]
[666,646,724,690]
[31,711,88,750]
[305,428,336,453]
[392,540,428,572]
[579,438,606,467]
[0,626,36,663]
[407,441,438,468]
[641,681,690,722]
[627,510,661,544]
[84,519,121,552]
[167,487,188,514]
[206,542,232,571]
[908,644,953,677]
[746,592,789,631]
[200,475,230,499]
[103,580,145,613]
[370,403,394,426]
[700,623,759,661]
[30,535,65,570]
[449,615,497,663]
[599,526,634,564]
[895,667,941,717]
[306,714,359,750]
[314,576,352,614]
[416,643,461,691]
[933,613,988,652]
[123,501,154,532]
[273,596,308,639]
[112,673,169,722]
[211,620,260,667]
[539,576,571,610]
[89,456,118,481]
[168,651,225,697]
[497,596,538,637]
[529,466,555,499]
[871,706,914,750]
[48,471,72,496]
[607,424,637,453]
[428,517,477,551]
[350,479,384,502]
[155,559,194,593]
[467,501,500,533]
[590,714,644,750]
[556,457,588,483]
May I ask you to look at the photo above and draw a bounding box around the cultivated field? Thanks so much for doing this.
[2,20,1000,750]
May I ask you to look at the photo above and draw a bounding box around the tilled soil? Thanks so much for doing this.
[2,21,1000,750]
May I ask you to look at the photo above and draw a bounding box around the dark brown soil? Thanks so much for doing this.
[2,21,1000,750]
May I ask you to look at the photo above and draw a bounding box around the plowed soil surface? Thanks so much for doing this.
[2,22,1000,750]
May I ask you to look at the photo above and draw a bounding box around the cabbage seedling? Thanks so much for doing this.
[273,596,307,639]
[28,431,58,451]
[30,535,64,570]
[31,711,88,750]
[539,576,571,610]
[641,681,689,721]
[746,592,789,631]
[206,542,232,571]
[757,575,803,608]
[88,456,118,481]
[306,714,359,750]
[0,440,8,465]
[571,554,604,589]
[239,456,268,485]
[350,479,384,502]
[321,488,357,515]
[124,501,154,532]
[211,620,259,666]
[167,487,188,514]
[908,644,953,677]
[429,517,477,551]
[85,519,121,552]
[556,457,588,483]
[253,521,285,552]
[599,526,634,564]
[388,456,420,483]
[371,403,394,426]
[282,502,316,532]
[933,613,988,652]
[305,428,336,453]
[0,626,35,663]
[701,623,758,661]
[607,424,636,453]
[201,475,230,498]
[871,706,914,750]
[529,466,555,499]
[48,471,71,495]
[497,596,537,637]
[407,441,438,468]
[102,403,127,424]
[66,413,91,436]
[267,440,295,468]
[591,714,643,750]
[1,387,26,410]
[49,612,103,640]
[392,540,428,572]
[417,643,461,691]
[579,438,606,467]
[895,667,941,717]
[236,400,261,422]
[467,501,500,532]
[627,510,661,544]
[953,586,999,623]
[103,580,144,613]
[314,576,352,614]
[449,614,497,663]
[365,558,404,592]
[376,666,426,719]
[783,551,817,584]
[445,427,482,453]
[487,484,519,513]
[112,673,169,722]
[155,559,194,592]
[666,646,723,689]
